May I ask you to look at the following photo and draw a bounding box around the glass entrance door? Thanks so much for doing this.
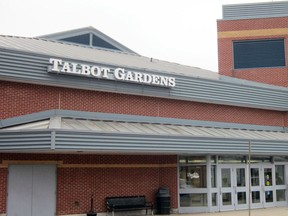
[218,164,284,211]
[178,156,288,213]
[219,166,234,211]
[263,166,274,207]
[250,166,262,208]
[250,165,276,208]
[235,167,248,210]
[274,165,286,206]
[218,165,248,211]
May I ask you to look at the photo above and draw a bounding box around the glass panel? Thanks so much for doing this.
[276,190,286,202]
[212,193,217,206]
[274,156,288,162]
[211,156,217,164]
[179,156,206,164]
[218,156,247,164]
[92,34,120,50]
[251,168,260,186]
[61,34,90,46]
[276,165,285,185]
[221,168,231,187]
[211,165,216,188]
[180,193,207,207]
[237,168,246,187]
[237,192,246,204]
[265,191,273,202]
[179,165,207,188]
[233,39,285,69]
[222,193,232,205]
[252,191,260,203]
[250,156,272,163]
[264,168,273,186]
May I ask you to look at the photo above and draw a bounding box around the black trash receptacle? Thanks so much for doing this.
[156,187,170,215]
[87,213,96,216]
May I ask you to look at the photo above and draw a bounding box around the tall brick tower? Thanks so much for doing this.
[217,1,288,87]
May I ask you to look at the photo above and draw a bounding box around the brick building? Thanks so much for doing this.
[1,2,288,215]
[218,1,288,87]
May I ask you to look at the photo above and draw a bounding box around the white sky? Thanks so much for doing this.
[0,0,285,72]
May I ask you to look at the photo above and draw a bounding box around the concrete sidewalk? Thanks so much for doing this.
[169,207,288,216]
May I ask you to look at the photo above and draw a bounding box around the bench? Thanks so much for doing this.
[106,195,153,216]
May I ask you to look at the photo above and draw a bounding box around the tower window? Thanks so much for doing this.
[92,35,120,50]
[233,39,285,69]
[60,34,90,46]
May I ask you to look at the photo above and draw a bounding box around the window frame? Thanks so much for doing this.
[233,38,286,70]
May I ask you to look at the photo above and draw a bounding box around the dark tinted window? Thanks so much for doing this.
[59,33,123,51]
[92,35,120,50]
[60,34,90,45]
[233,39,285,69]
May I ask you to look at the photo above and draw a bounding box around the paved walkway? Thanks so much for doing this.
[169,207,288,216]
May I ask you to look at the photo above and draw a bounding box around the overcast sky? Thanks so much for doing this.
[0,0,285,72]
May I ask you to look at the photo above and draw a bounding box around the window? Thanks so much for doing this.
[233,39,285,69]
[180,194,208,207]
[211,165,216,188]
[275,165,285,185]
[179,156,207,189]
[92,35,120,50]
[60,34,90,46]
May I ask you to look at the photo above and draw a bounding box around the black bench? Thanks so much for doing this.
[106,195,153,216]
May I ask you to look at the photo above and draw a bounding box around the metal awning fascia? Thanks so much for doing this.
[0,130,52,151]
[1,129,288,155]
[54,130,288,155]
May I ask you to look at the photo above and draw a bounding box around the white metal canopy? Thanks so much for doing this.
[1,110,288,154]
[3,117,288,141]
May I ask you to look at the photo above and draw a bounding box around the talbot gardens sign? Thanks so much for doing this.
[48,58,176,87]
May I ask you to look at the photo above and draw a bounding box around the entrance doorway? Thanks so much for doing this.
[250,165,274,208]
[250,164,287,208]
[178,156,287,213]
[218,165,248,211]
[218,164,287,211]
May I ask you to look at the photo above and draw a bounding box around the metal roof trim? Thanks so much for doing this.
[2,129,288,155]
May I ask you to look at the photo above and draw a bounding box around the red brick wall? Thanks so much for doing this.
[0,168,7,213]
[1,81,286,127]
[159,167,177,208]
[57,167,170,214]
[285,112,288,127]
[218,17,288,32]
[217,17,288,87]
[0,153,177,215]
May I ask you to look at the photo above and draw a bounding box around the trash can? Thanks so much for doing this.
[156,187,170,215]
[87,213,96,216]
